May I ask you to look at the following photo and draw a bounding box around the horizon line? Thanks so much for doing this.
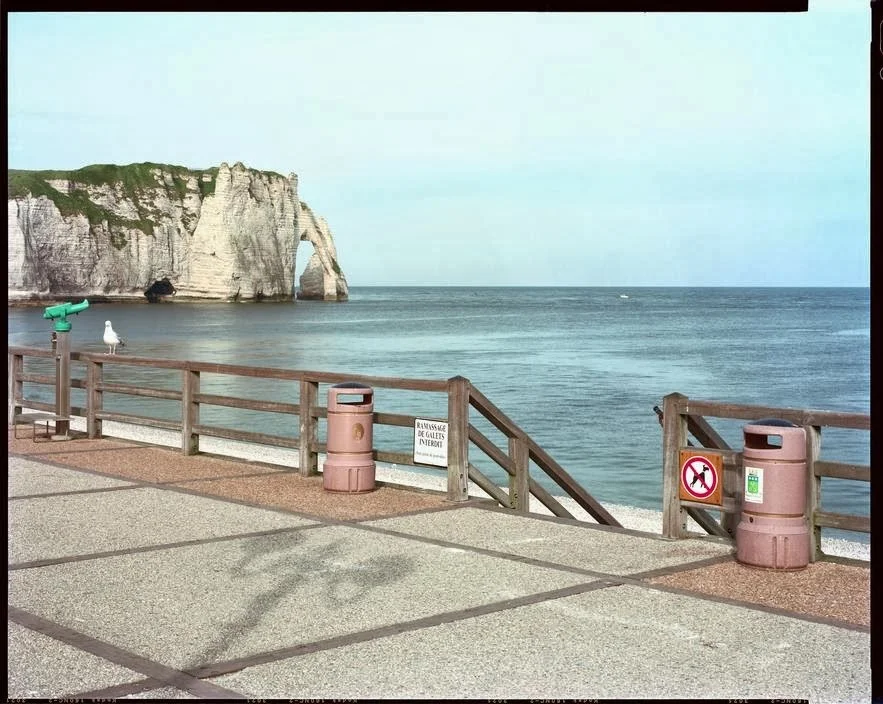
[344,284,870,288]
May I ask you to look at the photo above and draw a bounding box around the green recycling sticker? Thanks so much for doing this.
[744,466,764,503]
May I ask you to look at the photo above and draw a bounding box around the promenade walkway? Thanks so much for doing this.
[7,427,871,701]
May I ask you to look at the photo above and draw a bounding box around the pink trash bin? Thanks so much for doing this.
[323,383,376,493]
[736,420,810,570]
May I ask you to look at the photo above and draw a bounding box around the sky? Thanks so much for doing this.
[6,8,871,287]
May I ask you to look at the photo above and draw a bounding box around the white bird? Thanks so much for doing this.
[103,320,124,354]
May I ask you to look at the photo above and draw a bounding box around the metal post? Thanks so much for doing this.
[54,330,71,438]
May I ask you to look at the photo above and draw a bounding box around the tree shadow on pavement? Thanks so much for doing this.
[186,529,414,669]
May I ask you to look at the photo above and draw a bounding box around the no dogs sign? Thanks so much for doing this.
[678,451,723,506]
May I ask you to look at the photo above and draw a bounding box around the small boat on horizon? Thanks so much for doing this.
[619,294,629,299]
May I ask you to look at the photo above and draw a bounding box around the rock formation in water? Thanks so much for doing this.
[7,161,349,302]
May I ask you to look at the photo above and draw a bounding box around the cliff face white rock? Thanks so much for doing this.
[7,162,348,302]
[297,201,349,300]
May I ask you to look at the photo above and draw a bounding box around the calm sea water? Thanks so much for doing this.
[8,287,870,538]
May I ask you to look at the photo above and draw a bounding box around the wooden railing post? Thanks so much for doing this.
[721,448,742,539]
[446,375,470,502]
[8,352,23,425]
[805,424,822,562]
[299,378,319,476]
[182,367,200,455]
[508,435,530,513]
[662,392,688,538]
[87,359,103,439]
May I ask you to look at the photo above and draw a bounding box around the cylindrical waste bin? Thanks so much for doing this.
[736,419,809,570]
[323,382,376,493]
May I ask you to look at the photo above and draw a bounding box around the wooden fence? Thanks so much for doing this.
[8,345,620,527]
[657,392,870,561]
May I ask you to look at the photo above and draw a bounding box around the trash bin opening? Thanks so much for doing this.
[744,433,783,450]
[337,393,372,405]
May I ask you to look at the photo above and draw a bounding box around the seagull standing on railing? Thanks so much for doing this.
[103,320,125,355]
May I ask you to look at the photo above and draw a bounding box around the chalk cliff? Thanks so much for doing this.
[7,161,348,302]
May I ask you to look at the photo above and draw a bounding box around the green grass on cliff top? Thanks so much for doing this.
[8,161,287,201]
[9,163,219,247]
[7,162,292,249]
[7,162,290,246]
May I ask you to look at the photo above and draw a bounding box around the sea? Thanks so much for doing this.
[7,287,871,543]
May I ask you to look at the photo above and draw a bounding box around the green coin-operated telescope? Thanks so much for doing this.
[43,299,90,332]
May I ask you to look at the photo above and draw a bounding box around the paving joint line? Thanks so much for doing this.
[12,440,294,477]
[342,521,615,579]
[624,553,737,580]
[9,452,163,490]
[348,498,489,522]
[154,468,287,485]
[10,450,286,490]
[187,578,620,679]
[8,443,145,457]
[158,481,355,522]
[10,452,334,522]
[471,501,734,548]
[627,580,870,633]
[469,500,691,542]
[9,484,144,501]
[7,606,246,699]
[8,524,324,571]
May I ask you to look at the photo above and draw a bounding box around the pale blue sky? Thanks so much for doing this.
[7,9,870,286]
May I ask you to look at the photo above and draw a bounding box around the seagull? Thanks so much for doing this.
[103,320,124,354]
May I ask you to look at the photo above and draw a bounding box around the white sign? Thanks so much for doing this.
[744,465,764,504]
[414,418,448,467]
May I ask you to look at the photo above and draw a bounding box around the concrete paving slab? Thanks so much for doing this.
[213,584,870,702]
[8,525,591,671]
[9,457,138,497]
[8,487,318,564]
[7,621,143,699]
[366,507,733,575]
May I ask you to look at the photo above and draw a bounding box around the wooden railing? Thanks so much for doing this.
[466,382,619,525]
[657,392,870,561]
[8,346,620,527]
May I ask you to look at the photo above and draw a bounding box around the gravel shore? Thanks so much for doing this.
[57,416,870,563]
